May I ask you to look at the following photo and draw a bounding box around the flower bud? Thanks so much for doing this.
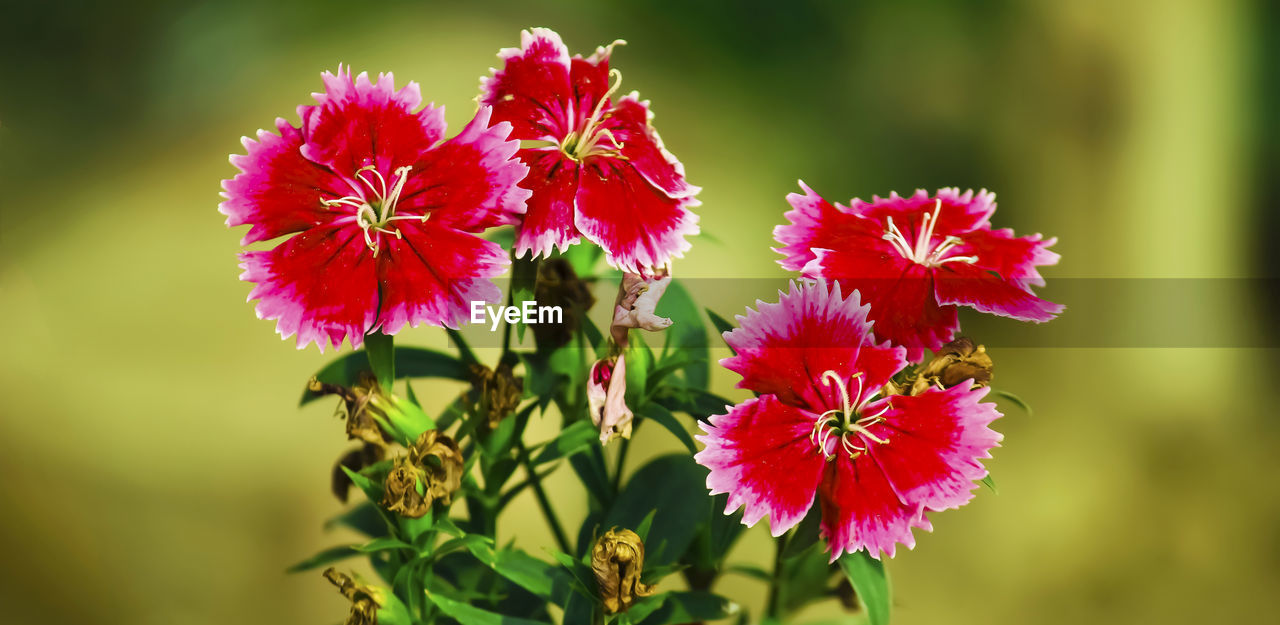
[591,528,656,614]
[589,356,634,445]
[910,337,993,395]
[468,362,524,429]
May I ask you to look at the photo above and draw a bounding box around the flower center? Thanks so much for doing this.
[321,165,420,257]
[810,370,893,460]
[560,69,627,162]
[881,199,979,267]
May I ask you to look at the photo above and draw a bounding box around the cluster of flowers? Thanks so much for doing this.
[221,26,1061,587]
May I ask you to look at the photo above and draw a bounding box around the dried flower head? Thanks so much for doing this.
[469,362,524,429]
[591,528,656,614]
[381,430,464,518]
[323,568,382,625]
[909,337,993,395]
[308,373,389,447]
[533,257,595,348]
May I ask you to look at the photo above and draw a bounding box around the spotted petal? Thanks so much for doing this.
[696,395,827,537]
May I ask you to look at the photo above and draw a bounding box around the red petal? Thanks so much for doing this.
[220,119,347,245]
[865,384,1002,512]
[933,262,1063,322]
[299,68,446,178]
[513,148,582,258]
[774,182,883,272]
[810,251,960,359]
[570,53,611,123]
[574,156,699,274]
[605,94,699,199]
[374,220,507,334]
[398,107,530,233]
[722,281,907,414]
[695,395,827,536]
[240,223,378,351]
[955,227,1060,287]
[846,188,995,237]
[480,28,573,141]
[818,452,931,560]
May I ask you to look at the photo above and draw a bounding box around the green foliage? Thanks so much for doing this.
[300,347,469,405]
[838,551,891,625]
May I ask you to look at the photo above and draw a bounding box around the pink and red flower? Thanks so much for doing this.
[774,184,1062,359]
[220,67,530,351]
[479,28,700,274]
[694,281,1002,559]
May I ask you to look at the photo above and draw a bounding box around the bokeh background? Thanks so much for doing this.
[2,0,1277,623]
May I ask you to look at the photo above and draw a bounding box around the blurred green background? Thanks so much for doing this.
[1,0,1277,623]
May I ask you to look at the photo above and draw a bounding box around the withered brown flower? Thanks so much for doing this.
[323,567,381,625]
[381,430,464,518]
[308,373,390,447]
[910,337,994,395]
[468,362,524,429]
[332,443,385,503]
[533,257,595,348]
[591,528,657,614]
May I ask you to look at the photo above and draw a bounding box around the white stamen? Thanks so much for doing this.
[880,199,979,267]
[317,165,416,257]
[813,370,894,459]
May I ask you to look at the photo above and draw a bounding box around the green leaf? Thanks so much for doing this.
[550,550,600,603]
[634,508,657,543]
[837,551,891,625]
[354,537,415,553]
[723,563,772,582]
[658,279,710,389]
[284,544,358,573]
[425,590,552,625]
[562,242,603,278]
[466,541,571,605]
[779,541,837,613]
[531,420,599,466]
[607,454,708,567]
[300,347,469,405]
[624,336,654,410]
[447,328,480,365]
[512,255,539,343]
[365,332,395,392]
[638,404,698,454]
[324,502,389,538]
[706,309,737,349]
[340,465,384,504]
[781,512,823,560]
[991,389,1033,416]
[980,474,999,494]
[635,591,733,625]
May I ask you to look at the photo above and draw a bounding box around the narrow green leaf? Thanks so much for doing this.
[658,279,710,389]
[635,591,732,625]
[284,544,357,573]
[639,404,698,454]
[424,590,552,625]
[980,474,999,494]
[447,328,479,365]
[706,309,737,352]
[364,332,395,392]
[354,537,415,553]
[723,563,772,582]
[634,509,658,542]
[466,542,570,605]
[531,420,599,466]
[340,466,384,504]
[300,347,469,405]
[991,389,1033,416]
[562,242,603,278]
[324,502,389,538]
[837,551,891,625]
[781,512,822,560]
[607,454,707,567]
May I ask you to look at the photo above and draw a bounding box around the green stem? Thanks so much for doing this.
[517,440,572,553]
[611,437,631,494]
[764,532,789,620]
[365,331,395,393]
